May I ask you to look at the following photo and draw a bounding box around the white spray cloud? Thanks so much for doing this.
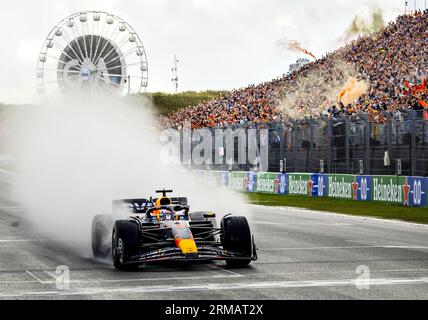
[7,95,248,257]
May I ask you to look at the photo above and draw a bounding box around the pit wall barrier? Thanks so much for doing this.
[194,171,428,208]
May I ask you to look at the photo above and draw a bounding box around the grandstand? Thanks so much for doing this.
[161,11,428,176]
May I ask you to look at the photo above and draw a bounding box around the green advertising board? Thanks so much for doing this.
[229,172,247,192]
[328,174,354,199]
[256,173,278,194]
[288,173,311,195]
[372,176,405,204]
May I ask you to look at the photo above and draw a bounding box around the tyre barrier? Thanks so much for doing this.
[194,171,428,208]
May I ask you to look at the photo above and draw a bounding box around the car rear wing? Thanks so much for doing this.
[153,197,188,206]
[113,199,152,214]
[113,197,188,214]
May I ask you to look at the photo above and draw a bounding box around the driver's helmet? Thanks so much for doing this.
[156,196,172,207]
[153,196,172,221]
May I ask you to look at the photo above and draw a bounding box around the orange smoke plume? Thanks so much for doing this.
[286,40,317,60]
[337,78,368,106]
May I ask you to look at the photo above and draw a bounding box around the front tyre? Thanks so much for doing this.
[221,216,253,267]
[112,220,140,271]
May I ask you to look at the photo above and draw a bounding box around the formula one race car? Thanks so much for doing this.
[91,189,257,270]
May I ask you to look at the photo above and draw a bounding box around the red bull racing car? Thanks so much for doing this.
[91,189,257,270]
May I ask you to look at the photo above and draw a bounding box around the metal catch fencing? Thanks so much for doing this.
[184,110,428,176]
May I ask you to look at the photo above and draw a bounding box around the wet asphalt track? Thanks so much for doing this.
[1,198,428,300]
[1,167,428,299]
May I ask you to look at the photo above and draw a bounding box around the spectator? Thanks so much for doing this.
[161,11,427,129]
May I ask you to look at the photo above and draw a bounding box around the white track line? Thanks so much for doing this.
[251,221,354,227]
[347,239,428,248]
[0,273,242,286]
[25,270,45,284]
[1,268,428,286]
[243,268,428,277]
[1,277,428,297]
[249,205,428,229]
[44,270,58,281]
[0,239,63,243]
[209,264,244,277]
[260,245,428,251]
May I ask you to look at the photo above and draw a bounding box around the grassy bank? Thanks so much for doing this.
[139,91,227,116]
[245,193,428,224]
[0,92,227,117]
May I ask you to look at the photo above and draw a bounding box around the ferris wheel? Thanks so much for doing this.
[37,11,148,100]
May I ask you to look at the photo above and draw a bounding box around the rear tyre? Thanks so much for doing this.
[221,216,252,267]
[92,215,113,259]
[112,220,140,271]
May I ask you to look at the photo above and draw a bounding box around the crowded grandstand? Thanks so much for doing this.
[161,11,428,130]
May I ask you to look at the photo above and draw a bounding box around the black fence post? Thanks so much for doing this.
[387,120,392,174]
[279,126,286,168]
[293,126,298,172]
[365,121,371,175]
[411,113,416,176]
[309,124,314,172]
[327,120,332,174]
[345,119,350,173]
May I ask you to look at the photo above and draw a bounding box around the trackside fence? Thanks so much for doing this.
[194,171,428,208]
[187,111,428,176]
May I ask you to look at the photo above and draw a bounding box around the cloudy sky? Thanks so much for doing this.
[0,0,421,104]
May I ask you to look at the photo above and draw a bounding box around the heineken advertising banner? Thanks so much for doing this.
[288,173,311,196]
[246,172,258,193]
[195,171,427,208]
[355,176,372,201]
[372,176,405,204]
[327,174,354,199]
[404,176,427,207]
[277,174,288,195]
[255,173,278,194]
[228,172,247,192]
[218,171,229,188]
[311,174,328,197]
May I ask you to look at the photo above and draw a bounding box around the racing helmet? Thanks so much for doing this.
[153,196,172,221]
[155,196,172,206]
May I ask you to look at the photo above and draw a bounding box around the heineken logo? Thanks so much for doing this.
[328,176,352,199]
[257,175,279,193]
[373,177,402,203]
[229,175,245,190]
[289,175,309,195]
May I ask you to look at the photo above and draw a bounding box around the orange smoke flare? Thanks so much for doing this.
[287,40,317,60]
[337,78,368,106]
